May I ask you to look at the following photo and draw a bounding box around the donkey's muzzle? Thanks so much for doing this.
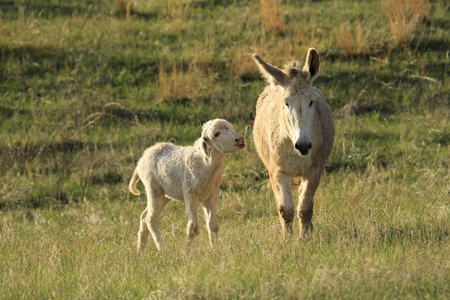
[295,142,312,155]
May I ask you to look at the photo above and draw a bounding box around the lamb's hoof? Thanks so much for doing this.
[137,244,146,253]
[156,244,166,253]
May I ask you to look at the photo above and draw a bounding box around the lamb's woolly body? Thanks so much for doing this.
[129,119,244,251]
[135,141,225,201]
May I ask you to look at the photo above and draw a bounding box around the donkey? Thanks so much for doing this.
[252,48,335,237]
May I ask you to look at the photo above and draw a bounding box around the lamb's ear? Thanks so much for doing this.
[252,54,289,87]
[201,137,210,159]
[302,48,320,83]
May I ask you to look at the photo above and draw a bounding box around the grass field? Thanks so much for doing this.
[0,0,449,298]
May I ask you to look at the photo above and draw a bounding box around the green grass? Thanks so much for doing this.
[0,0,449,298]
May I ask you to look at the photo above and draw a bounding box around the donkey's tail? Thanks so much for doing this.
[129,168,141,195]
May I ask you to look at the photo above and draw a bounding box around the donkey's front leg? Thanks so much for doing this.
[271,171,295,235]
[297,169,322,238]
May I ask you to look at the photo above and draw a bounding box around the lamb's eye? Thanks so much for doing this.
[214,132,220,137]
[285,103,291,109]
[309,101,313,107]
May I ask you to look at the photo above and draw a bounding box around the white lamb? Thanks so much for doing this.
[129,119,245,252]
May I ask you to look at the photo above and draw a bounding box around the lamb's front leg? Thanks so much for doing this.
[184,194,199,245]
[271,170,295,235]
[203,197,219,248]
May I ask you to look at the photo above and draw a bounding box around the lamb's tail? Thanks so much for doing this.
[129,168,141,195]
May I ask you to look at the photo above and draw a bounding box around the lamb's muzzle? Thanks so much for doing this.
[236,136,245,148]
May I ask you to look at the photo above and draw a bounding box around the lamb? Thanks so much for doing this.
[129,119,245,252]
[252,49,335,237]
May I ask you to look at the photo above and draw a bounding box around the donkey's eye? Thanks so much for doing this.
[214,132,220,137]
[285,103,291,109]
[309,101,313,107]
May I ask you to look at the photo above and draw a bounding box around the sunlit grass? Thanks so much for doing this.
[0,0,449,298]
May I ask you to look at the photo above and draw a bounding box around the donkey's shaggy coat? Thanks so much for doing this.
[252,49,335,237]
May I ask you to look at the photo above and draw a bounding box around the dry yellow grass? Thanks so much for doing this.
[408,0,430,22]
[164,0,190,30]
[259,0,285,35]
[382,0,430,45]
[157,61,213,102]
[335,24,354,57]
[296,21,316,48]
[115,0,135,22]
[232,44,256,79]
[232,40,294,78]
[334,21,365,57]
[383,0,410,44]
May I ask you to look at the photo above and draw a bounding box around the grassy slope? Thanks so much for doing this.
[0,0,449,298]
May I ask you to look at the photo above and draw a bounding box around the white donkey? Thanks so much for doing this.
[252,49,335,237]
[129,119,245,251]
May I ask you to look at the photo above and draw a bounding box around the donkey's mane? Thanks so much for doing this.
[283,60,302,77]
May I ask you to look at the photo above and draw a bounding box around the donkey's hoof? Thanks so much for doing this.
[300,221,313,239]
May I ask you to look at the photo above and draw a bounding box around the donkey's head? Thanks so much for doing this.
[252,48,321,156]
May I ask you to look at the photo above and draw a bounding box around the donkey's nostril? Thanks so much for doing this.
[295,142,312,155]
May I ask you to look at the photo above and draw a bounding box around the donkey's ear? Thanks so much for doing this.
[201,137,210,159]
[252,54,289,87]
[302,48,320,83]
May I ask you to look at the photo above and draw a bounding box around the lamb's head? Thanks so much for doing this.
[200,119,245,158]
[252,48,321,156]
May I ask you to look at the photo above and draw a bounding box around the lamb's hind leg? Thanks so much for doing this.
[140,184,167,251]
[137,208,150,252]
[297,170,321,238]
[271,171,295,235]
[137,196,171,253]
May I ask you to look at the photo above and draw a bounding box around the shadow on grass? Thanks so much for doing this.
[319,67,447,114]
[409,36,450,53]
[325,161,367,173]
[0,44,162,87]
[0,106,30,124]
[91,171,124,185]
[0,182,82,211]
[0,1,106,18]
[340,225,449,243]
[113,6,159,21]
[0,45,70,84]
[0,140,100,173]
